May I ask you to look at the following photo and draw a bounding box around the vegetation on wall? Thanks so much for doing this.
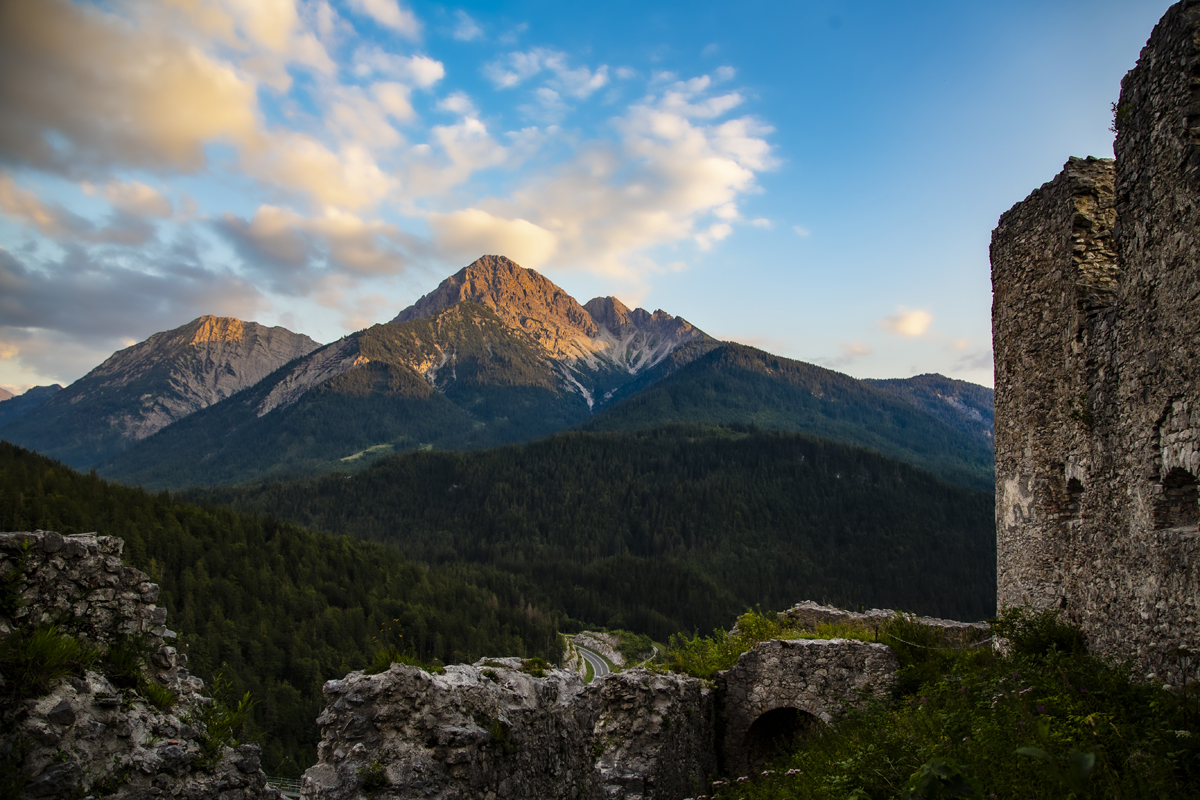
[696,608,1200,799]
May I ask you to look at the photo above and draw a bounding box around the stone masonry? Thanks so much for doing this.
[302,658,716,800]
[992,0,1200,688]
[716,639,897,778]
[0,530,275,799]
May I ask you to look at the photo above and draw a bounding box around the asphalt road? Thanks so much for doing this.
[575,644,610,682]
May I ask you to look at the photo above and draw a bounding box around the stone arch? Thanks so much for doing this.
[1154,467,1199,530]
[742,706,820,773]
[716,639,897,778]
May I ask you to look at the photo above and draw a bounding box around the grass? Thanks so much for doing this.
[683,607,1200,799]
[662,609,877,681]
[0,624,98,698]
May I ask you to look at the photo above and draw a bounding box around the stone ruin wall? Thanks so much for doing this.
[302,635,898,800]
[0,530,274,799]
[992,0,1200,688]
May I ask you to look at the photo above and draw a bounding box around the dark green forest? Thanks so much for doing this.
[582,345,996,491]
[0,442,562,776]
[193,424,998,637]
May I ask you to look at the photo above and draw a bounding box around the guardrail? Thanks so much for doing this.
[265,775,303,798]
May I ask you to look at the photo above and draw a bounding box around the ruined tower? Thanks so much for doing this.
[992,0,1200,687]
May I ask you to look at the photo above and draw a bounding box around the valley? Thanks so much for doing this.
[0,255,997,780]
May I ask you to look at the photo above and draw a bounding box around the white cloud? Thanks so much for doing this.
[0,175,159,245]
[714,65,736,81]
[427,209,558,269]
[484,48,609,99]
[793,225,811,237]
[880,307,933,338]
[751,218,771,228]
[437,91,477,116]
[352,47,444,87]
[215,205,410,293]
[615,66,637,80]
[347,0,421,39]
[452,10,483,41]
[90,180,174,218]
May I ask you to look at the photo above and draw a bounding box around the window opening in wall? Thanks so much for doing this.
[743,707,819,773]
[1066,478,1084,516]
[1154,467,1199,530]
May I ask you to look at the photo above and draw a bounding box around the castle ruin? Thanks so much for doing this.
[992,0,1200,687]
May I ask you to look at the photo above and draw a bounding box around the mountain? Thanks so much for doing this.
[392,255,715,408]
[581,344,996,491]
[0,317,320,468]
[863,373,994,449]
[0,387,11,402]
[0,384,62,427]
[100,257,716,488]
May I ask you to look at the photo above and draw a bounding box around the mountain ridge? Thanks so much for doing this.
[0,316,320,468]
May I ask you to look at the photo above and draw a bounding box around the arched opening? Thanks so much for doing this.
[742,707,819,773]
[1154,467,1199,530]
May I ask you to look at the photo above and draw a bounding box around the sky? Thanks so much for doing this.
[0,0,1173,394]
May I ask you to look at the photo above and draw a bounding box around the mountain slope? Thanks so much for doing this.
[864,373,994,449]
[393,255,713,408]
[101,302,596,488]
[580,344,996,491]
[0,317,320,468]
[100,258,717,488]
[0,384,62,427]
[190,425,998,638]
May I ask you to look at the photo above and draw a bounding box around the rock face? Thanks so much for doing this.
[303,658,716,800]
[0,530,274,799]
[992,0,1200,687]
[392,256,713,409]
[0,316,320,468]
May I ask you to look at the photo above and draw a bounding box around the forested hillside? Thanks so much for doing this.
[193,425,998,637]
[0,442,562,776]
[580,344,996,491]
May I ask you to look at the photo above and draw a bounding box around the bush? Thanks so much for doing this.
[990,605,1086,657]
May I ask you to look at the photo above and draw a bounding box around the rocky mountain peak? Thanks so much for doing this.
[0,387,13,402]
[185,315,247,345]
[393,255,599,348]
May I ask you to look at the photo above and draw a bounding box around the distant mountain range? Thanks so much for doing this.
[0,317,319,469]
[0,255,994,490]
[0,384,62,428]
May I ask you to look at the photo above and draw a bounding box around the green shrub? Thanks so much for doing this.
[699,609,1200,800]
[183,670,256,770]
[0,624,98,698]
[990,605,1086,657]
[663,610,875,680]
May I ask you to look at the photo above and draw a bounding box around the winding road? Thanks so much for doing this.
[575,643,610,682]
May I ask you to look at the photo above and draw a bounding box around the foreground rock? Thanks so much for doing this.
[0,531,275,799]
[303,658,715,800]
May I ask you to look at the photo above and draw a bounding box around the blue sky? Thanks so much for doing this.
[0,0,1170,393]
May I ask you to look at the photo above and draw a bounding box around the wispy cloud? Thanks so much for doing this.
[879,307,933,337]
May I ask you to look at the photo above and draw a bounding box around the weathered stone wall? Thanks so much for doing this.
[0,530,274,799]
[302,658,716,800]
[716,639,897,778]
[778,600,990,645]
[992,0,1200,688]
